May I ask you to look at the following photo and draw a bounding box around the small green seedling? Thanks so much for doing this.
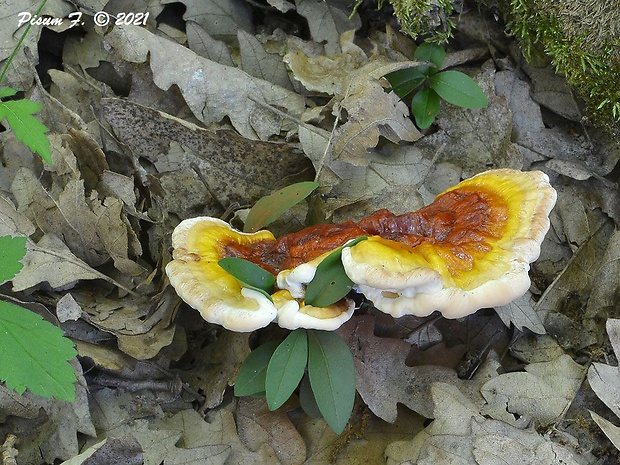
[235,328,355,434]
[244,181,319,233]
[0,235,77,401]
[228,184,361,433]
[218,257,275,301]
[0,0,51,164]
[305,236,367,307]
[385,42,488,128]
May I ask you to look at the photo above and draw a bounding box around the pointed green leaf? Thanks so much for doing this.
[218,257,275,301]
[429,70,488,109]
[265,329,308,410]
[305,237,367,308]
[244,181,319,233]
[299,373,322,418]
[0,301,77,401]
[414,42,446,68]
[383,68,426,99]
[0,87,18,99]
[411,88,441,129]
[0,236,27,285]
[0,98,51,163]
[234,339,280,397]
[307,330,355,434]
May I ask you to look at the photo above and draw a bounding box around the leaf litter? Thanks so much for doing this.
[0,0,619,463]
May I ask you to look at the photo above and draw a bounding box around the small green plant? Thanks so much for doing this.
[384,42,488,129]
[235,328,355,434]
[0,0,51,164]
[221,181,361,432]
[0,236,77,401]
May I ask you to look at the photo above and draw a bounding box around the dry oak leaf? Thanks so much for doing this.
[101,98,313,218]
[385,383,582,465]
[102,25,305,140]
[338,315,475,422]
[480,354,585,427]
[286,36,421,166]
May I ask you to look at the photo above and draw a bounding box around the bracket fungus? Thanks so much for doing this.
[166,169,556,331]
[166,217,355,332]
[341,169,557,318]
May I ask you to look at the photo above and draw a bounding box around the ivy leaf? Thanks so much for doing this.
[244,181,319,233]
[265,329,308,410]
[414,42,446,68]
[305,236,367,307]
[234,339,280,397]
[383,67,426,99]
[411,87,441,129]
[429,70,488,109]
[0,236,27,285]
[218,257,275,301]
[0,301,77,401]
[307,330,355,434]
[0,90,51,164]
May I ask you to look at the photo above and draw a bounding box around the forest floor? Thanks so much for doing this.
[1,1,620,464]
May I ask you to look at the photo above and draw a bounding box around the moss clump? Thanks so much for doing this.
[355,0,458,43]
[500,0,620,131]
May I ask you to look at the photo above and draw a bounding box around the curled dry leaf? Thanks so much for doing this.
[103,25,305,140]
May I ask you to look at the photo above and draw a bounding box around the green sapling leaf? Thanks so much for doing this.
[411,87,441,129]
[0,95,51,164]
[244,181,319,233]
[265,329,308,410]
[0,87,18,99]
[307,330,355,434]
[218,257,275,301]
[0,301,77,401]
[383,67,426,99]
[414,42,446,68]
[305,236,367,308]
[299,373,322,418]
[0,236,27,285]
[429,70,488,109]
[234,339,280,397]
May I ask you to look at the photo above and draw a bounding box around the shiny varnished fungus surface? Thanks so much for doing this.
[166,169,557,329]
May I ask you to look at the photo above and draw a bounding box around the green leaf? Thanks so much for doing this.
[0,236,27,285]
[265,329,308,410]
[429,70,488,109]
[383,67,426,99]
[0,301,77,401]
[0,98,51,164]
[234,339,280,397]
[244,181,319,233]
[0,87,18,99]
[307,330,355,434]
[414,42,445,68]
[299,373,322,419]
[218,257,275,301]
[411,88,441,129]
[305,237,367,308]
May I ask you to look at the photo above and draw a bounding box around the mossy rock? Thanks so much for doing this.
[489,0,619,131]
[367,0,619,131]
[355,0,459,43]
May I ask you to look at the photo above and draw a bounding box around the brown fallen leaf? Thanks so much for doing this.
[338,315,476,422]
[385,383,585,464]
[102,24,304,140]
[185,331,251,409]
[101,98,314,218]
[236,397,306,465]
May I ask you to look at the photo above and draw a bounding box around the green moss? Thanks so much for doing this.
[501,0,620,131]
[354,0,457,43]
